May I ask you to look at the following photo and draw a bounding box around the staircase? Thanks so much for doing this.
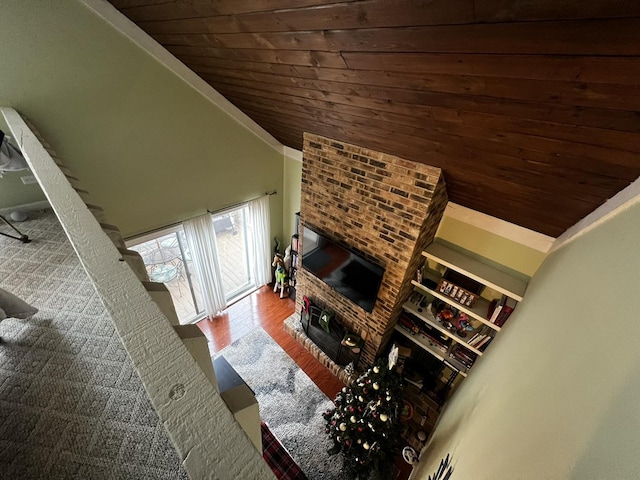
[28,117,263,452]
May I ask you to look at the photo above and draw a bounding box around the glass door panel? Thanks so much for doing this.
[212,206,254,301]
[130,230,204,323]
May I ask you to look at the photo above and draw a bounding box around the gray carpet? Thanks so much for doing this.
[218,327,348,480]
[0,209,187,479]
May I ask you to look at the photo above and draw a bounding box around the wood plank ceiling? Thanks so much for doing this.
[109,0,640,237]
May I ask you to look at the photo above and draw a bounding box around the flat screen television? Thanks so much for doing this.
[301,225,385,312]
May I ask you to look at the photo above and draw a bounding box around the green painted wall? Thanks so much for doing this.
[413,200,640,480]
[0,170,46,211]
[436,216,545,277]
[0,0,283,238]
[282,154,302,242]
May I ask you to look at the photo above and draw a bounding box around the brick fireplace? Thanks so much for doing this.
[290,133,448,371]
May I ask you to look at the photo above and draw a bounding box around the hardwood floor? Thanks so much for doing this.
[196,285,345,399]
[196,284,413,480]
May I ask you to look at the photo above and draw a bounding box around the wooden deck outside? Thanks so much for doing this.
[135,209,254,322]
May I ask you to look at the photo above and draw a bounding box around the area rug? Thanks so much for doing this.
[0,209,187,479]
[217,328,348,480]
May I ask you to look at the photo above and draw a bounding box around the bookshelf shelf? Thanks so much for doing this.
[423,243,527,301]
[394,325,469,377]
[412,280,501,332]
[403,301,484,356]
[391,240,528,451]
[394,241,528,386]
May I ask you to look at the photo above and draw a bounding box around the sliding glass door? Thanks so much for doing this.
[212,205,255,302]
[128,205,258,323]
[130,228,204,322]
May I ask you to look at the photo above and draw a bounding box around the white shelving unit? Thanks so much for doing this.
[423,243,527,301]
[398,242,529,377]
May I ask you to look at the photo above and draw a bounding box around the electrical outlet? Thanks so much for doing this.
[21,175,37,185]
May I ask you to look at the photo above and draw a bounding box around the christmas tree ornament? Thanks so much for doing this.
[402,446,419,465]
[323,358,404,479]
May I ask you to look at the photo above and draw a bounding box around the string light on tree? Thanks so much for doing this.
[323,346,404,479]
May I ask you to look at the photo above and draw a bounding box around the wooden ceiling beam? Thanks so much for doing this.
[204,65,640,133]
[342,53,640,86]
[151,18,640,55]
[203,73,640,167]
[115,0,640,25]
[114,0,353,22]
[190,61,640,112]
[229,92,639,187]
[134,1,476,35]
[233,99,624,202]
[166,46,348,68]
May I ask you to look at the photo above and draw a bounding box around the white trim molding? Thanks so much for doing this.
[551,175,640,253]
[0,200,51,216]
[79,0,283,155]
[443,202,556,253]
[284,146,303,162]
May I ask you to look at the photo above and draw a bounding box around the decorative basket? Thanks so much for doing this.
[436,279,478,307]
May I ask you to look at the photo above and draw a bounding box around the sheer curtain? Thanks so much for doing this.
[183,213,227,320]
[248,195,272,286]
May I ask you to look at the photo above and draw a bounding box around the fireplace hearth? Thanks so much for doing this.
[301,305,362,369]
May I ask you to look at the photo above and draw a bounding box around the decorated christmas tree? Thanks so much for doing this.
[323,347,405,479]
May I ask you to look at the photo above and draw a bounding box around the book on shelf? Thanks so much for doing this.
[398,313,421,334]
[495,297,517,327]
[476,335,492,349]
[450,346,477,368]
[468,333,486,347]
[467,332,481,345]
[451,354,475,369]
[488,296,505,323]
[478,336,493,351]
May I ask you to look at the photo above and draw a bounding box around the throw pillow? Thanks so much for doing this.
[0,288,38,320]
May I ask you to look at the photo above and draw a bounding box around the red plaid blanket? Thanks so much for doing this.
[262,421,308,480]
